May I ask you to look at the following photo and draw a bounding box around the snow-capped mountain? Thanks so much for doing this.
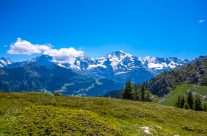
[40,50,189,83]
[0,57,12,67]
[3,50,189,84]
[141,56,189,71]
[0,51,190,96]
[47,50,189,73]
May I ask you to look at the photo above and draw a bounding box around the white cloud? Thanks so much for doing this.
[43,48,84,63]
[8,38,52,55]
[43,48,84,58]
[7,38,84,64]
[198,19,205,23]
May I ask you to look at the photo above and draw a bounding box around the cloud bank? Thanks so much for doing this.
[8,38,52,55]
[43,48,84,62]
[7,38,84,62]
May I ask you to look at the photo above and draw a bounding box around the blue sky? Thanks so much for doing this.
[0,0,207,61]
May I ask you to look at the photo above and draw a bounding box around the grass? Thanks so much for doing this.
[163,84,207,106]
[0,92,207,135]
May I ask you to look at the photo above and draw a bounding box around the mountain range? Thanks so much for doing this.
[0,51,189,96]
[147,56,207,97]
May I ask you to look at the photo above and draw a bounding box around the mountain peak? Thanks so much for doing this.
[37,54,53,59]
[32,55,55,67]
[117,50,126,54]
[106,50,132,59]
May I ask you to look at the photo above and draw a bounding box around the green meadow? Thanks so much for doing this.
[0,92,207,136]
[163,84,207,106]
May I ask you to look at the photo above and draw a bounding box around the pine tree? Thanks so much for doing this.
[136,90,141,101]
[133,85,139,100]
[122,80,133,100]
[194,95,203,111]
[175,96,181,107]
[145,91,151,102]
[140,84,146,101]
[179,95,185,108]
[187,91,194,109]
[184,102,190,109]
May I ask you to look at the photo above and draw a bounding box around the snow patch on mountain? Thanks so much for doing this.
[88,64,107,69]
[148,63,165,70]
[142,56,189,70]
[114,71,128,75]
[0,57,12,67]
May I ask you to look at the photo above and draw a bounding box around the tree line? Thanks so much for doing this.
[122,80,152,102]
[175,91,207,111]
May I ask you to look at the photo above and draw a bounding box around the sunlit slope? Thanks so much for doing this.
[163,84,207,106]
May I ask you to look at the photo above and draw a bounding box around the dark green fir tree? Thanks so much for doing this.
[187,91,194,109]
[175,96,181,107]
[122,80,133,100]
[140,84,146,102]
[145,91,151,102]
[179,95,185,108]
[194,95,203,111]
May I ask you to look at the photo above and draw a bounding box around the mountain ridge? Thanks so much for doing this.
[2,50,190,84]
[0,50,191,96]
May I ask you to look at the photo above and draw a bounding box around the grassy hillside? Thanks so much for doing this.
[163,84,207,106]
[0,93,207,136]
